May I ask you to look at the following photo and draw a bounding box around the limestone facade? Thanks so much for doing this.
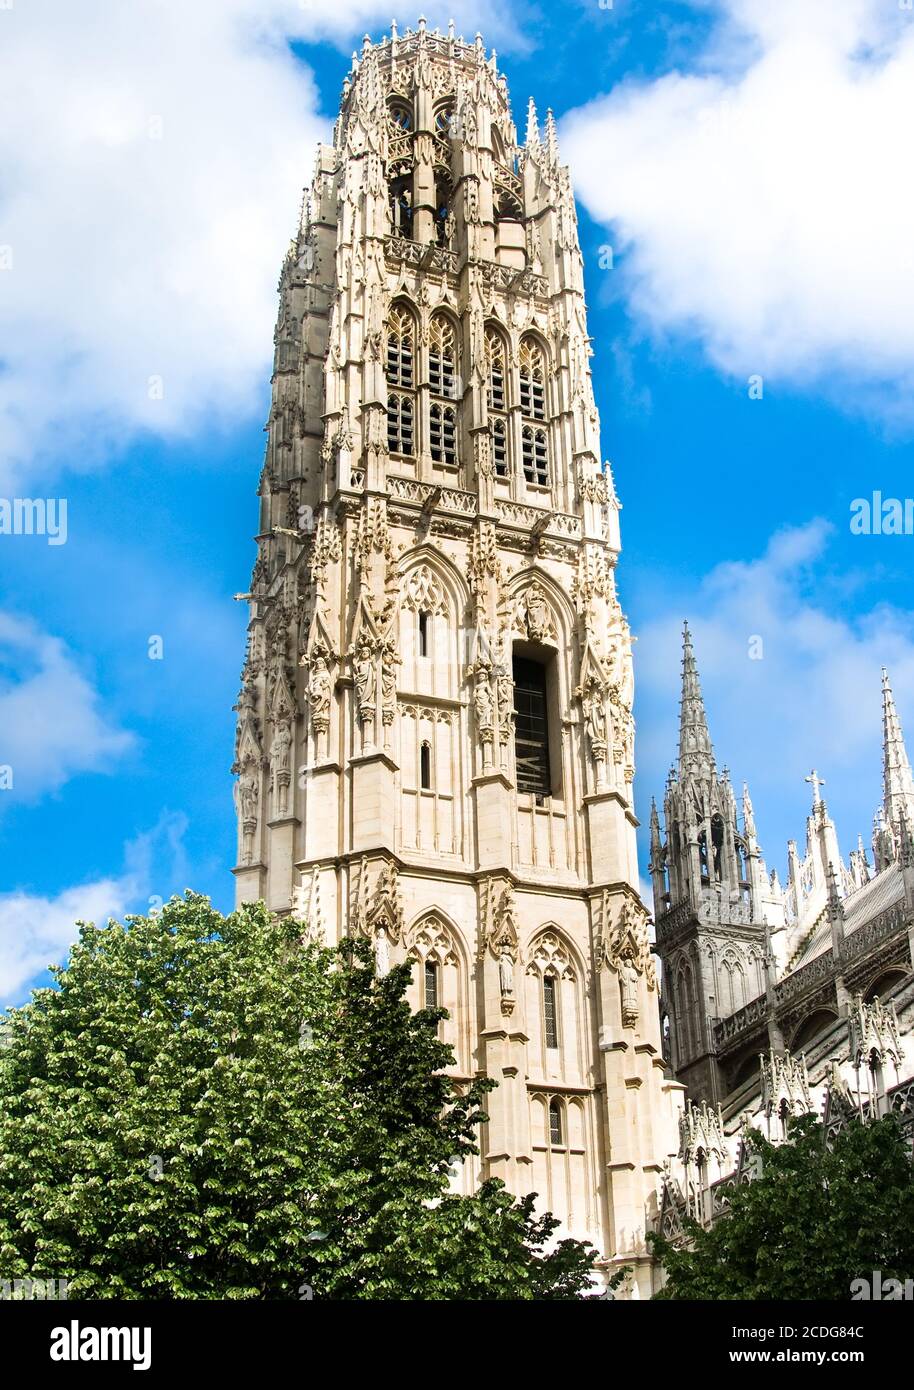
[231,21,682,1294]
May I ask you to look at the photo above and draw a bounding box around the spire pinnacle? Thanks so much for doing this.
[678,621,715,779]
[881,667,914,843]
[544,107,559,164]
[526,96,540,147]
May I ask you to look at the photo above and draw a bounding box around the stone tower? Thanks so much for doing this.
[651,624,771,1102]
[232,20,681,1294]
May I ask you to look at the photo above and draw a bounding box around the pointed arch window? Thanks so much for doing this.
[429,317,456,397]
[548,1098,564,1146]
[420,741,432,791]
[543,973,559,1050]
[386,305,414,387]
[424,957,438,1009]
[387,306,416,456]
[485,327,506,410]
[519,337,546,420]
[491,418,508,478]
[418,610,429,657]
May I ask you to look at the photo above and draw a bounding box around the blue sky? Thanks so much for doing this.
[2,0,913,1005]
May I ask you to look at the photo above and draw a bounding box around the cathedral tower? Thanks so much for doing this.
[231,21,680,1293]
[651,625,770,1101]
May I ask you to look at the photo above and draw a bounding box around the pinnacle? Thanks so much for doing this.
[678,621,715,780]
[881,666,914,842]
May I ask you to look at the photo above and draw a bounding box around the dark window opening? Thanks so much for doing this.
[543,975,559,1050]
[491,418,508,477]
[388,175,413,236]
[513,656,551,800]
[387,393,414,455]
[418,610,429,657]
[420,741,432,790]
[522,426,548,486]
[424,958,438,1009]
[430,404,456,465]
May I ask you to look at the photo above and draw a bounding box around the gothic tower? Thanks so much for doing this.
[231,20,681,1294]
[651,625,770,1102]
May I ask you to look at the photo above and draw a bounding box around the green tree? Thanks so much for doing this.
[649,1112,914,1299]
[0,894,597,1299]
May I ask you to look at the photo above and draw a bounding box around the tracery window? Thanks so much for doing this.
[543,974,559,1050]
[386,306,416,456]
[486,326,510,480]
[519,337,548,485]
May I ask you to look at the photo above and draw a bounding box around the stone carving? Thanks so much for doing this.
[353,641,377,723]
[307,654,333,736]
[522,581,551,643]
[269,719,293,817]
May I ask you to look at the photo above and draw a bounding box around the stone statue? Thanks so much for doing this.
[498,945,515,999]
[354,642,376,722]
[473,672,493,730]
[375,923,390,978]
[308,655,332,734]
[524,583,549,642]
[620,954,640,1029]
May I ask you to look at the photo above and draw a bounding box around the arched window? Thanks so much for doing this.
[386,305,414,387]
[386,306,415,456]
[519,337,546,419]
[543,973,559,1050]
[549,1098,564,1147]
[418,610,429,657]
[485,327,506,410]
[522,426,548,486]
[389,101,413,133]
[486,326,510,481]
[435,105,454,135]
[429,317,456,397]
[420,741,432,790]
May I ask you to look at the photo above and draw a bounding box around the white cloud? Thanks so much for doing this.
[0,611,133,802]
[635,519,914,863]
[0,2,521,490]
[0,811,188,1006]
[562,0,914,422]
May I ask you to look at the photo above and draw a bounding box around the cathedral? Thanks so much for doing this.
[230,21,682,1296]
[652,626,914,1213]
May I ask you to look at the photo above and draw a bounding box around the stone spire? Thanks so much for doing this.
[526,96,540,148]
[678,622,715,780]
[881,668,914,847]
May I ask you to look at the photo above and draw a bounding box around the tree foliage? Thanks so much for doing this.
[0,894,597,1299]
[649,1112,914,1299]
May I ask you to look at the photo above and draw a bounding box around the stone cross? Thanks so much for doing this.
[805,769,826,807]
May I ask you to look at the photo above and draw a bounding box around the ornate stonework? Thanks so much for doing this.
[232,21,681,1296]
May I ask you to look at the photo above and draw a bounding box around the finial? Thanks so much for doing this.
[362,34,371,56]
[391,18,397,39]
[804,769,826,809]
[448,18,455,40]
